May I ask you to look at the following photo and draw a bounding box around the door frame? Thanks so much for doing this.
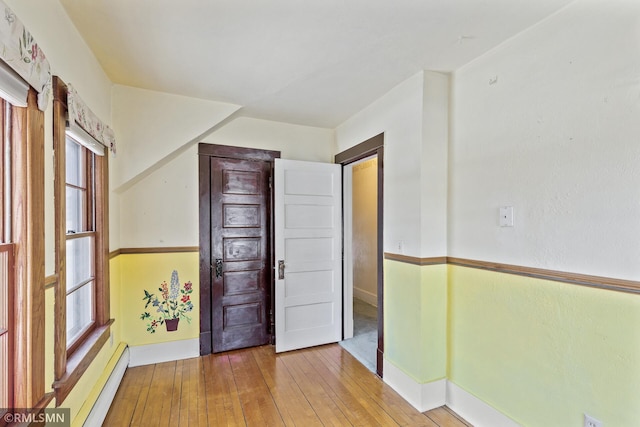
[198,143,281,355]
[335,133,384,377]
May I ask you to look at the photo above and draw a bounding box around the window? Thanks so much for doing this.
[52,76,111,405]
[65,136,97,352]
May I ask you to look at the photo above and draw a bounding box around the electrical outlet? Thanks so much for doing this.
[584,414,602,427]
[499,206,514,227]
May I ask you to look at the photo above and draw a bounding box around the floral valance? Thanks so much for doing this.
[0,1,51,110]
[68,84,116,155]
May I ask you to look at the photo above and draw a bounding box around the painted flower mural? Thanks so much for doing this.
[140,270,194,333]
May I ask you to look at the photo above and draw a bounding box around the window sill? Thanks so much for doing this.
[52,319,114,405]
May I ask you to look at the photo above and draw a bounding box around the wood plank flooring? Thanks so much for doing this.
[104,343,471,426]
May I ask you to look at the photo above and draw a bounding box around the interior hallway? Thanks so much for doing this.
[340,298,378,373]
[104,343,471,426]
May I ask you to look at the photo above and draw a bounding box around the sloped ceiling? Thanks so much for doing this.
[60,0,575,128]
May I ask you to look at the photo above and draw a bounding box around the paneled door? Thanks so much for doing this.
[199,144,279,354]
[274,159,342,352]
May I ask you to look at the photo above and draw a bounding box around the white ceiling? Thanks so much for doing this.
[60,0,575,128]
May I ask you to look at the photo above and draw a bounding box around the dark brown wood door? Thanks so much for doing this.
[199,144,279,355]
[208,157,271,352]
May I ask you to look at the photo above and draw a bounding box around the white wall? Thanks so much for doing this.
[336,71,449,258]
[5,0,115,264]
[449,0,640,280]
[336,72,424,256]
[352,157,378,305]
[421,72,449,256]
[120,116,334,247]
[3,1,121,420]
[111,85,240,191]
[119,145,199,248]
[202,116,334,162]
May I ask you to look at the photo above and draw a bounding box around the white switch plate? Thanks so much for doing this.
[584,414,602,427]
[499,206,514,227]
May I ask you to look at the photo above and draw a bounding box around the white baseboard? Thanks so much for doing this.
[83,346,130,427]
[128,338,200,367]
[382,359,520,426]
[446,382,521,427]
[382,358,446,412]
[354,288,378,307]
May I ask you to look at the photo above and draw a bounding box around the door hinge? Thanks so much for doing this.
[269,175,273,189]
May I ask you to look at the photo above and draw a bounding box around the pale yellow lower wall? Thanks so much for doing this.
[66,342,125,427]
[448,265,640,427]
[63,252,199,425]
[118,252,200,346]
[384,260,447,383]
[57,252,639,426]
[43,256,125,425]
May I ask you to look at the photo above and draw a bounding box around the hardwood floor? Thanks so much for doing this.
[104,343,471,426]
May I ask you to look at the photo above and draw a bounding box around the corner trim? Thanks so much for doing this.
[446,381,521,427]
[108,249,121,259]
[381,360,521,426]
[44,274,57,289]
[382,358,446,412]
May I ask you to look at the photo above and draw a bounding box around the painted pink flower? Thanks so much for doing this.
[161,281,169,300]
[181,295,190,303]
[184,282,192,291]
[31,44,38,61]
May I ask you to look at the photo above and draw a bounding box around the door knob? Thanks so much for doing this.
[278,260,285,280]
[215,258,223,278]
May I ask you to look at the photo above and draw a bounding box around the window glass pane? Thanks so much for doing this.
[65,186,86,233]
[66,282,94,345]
[66,236,94,292]
[65,137,85,188]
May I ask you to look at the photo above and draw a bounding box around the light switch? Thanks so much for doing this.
[499,206,514,227]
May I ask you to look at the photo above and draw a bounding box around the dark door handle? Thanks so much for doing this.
[215,258,223,278]
[278,260,285,280]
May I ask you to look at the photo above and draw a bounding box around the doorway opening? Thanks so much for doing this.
[340,155,378,372]
[335,133,384,377]
[198,143,280,355]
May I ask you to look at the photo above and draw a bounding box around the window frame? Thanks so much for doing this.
[52,76,112,405]
[5,86,50,411]
[65,138,97,355]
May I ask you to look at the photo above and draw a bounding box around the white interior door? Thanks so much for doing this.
[274,159,342,353]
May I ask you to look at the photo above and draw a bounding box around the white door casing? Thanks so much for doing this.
[274,159,342,353]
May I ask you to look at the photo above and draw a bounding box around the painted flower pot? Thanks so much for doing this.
[141,270,194,334]
[165,318,180,332]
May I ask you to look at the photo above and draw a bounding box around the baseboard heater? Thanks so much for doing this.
[83,346,130,427]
